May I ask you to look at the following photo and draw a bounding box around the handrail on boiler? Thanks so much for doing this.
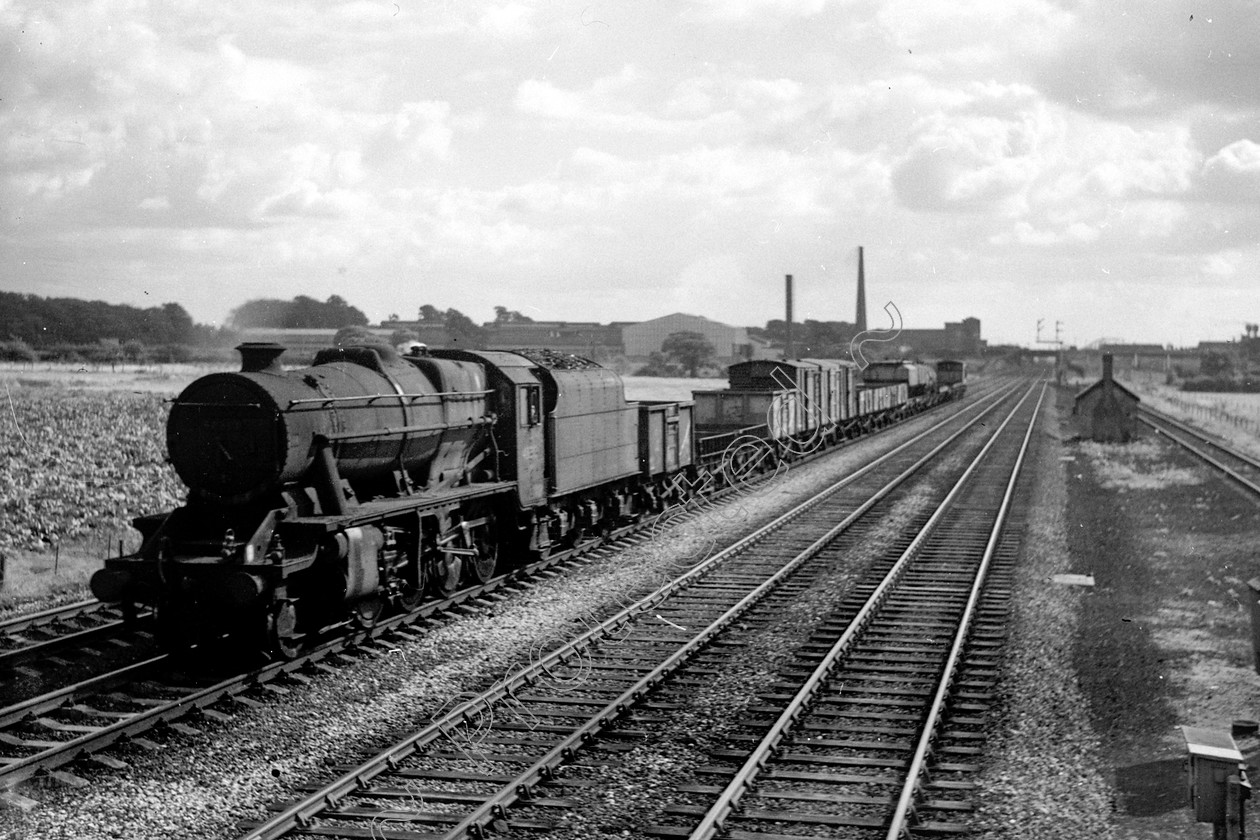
[283,389,493,410]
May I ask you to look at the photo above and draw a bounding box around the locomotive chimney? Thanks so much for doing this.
[237,342,286,374]
[785,274,794,359]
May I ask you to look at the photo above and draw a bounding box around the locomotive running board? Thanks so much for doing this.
[282,481,517,531]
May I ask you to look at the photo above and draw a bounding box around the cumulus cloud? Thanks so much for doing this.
[877,73,1208,253]
[2,0,458,236]
[1206,140,1260,174]
[1194,138,1260,207]
[890,83,1050,213]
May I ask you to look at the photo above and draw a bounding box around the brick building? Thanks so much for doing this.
[893,317,984,357]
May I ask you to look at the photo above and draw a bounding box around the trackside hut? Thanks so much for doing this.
[1073,353,1140,442]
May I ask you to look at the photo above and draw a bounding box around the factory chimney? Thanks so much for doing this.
[784,274,794,359]
[855,246,867,334]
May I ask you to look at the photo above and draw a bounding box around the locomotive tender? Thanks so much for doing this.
[91,344,963,657]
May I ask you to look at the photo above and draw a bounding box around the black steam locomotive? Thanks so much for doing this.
[91,343,964,657]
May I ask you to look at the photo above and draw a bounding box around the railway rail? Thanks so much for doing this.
[0,600,152,672]
[0,383,1002,794]
[229,379,1037,840]
[1138,405,1260,498]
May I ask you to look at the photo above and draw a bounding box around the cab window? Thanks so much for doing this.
[521,385,541,427]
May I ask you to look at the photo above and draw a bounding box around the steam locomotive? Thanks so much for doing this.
[90,343,964,657]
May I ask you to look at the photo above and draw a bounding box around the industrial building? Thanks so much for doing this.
[893,318,985,357]
[484,321,623,356]
[621,313,753,364]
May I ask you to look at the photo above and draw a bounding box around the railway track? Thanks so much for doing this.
[673,384,1042,839]
[0,535,627,791]
[1138,405,1260,497]
[0,600,152,672]
[0,381,1004,796]
[229,379,1038,839]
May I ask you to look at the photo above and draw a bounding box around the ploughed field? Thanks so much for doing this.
[0,385,183,612]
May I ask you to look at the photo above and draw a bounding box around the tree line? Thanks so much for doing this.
[0,294,542,360]
[0,292,227,363]
[0,291,729,376]
[0,292,205,347]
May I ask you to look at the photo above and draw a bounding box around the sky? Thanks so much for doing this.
[2,0,1258,348]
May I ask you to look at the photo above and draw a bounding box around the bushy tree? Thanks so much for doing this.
[1201,351,1232,377]
[661,331,715,377]
[0,339,37,363]
[230,295,368,329]
[228,298,291,329]
[122,339,147,363]
[94,339,125,369]
[493,306,535,324]
[444,309,487,348]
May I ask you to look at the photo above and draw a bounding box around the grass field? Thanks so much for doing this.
[0,360,216,394]
[1173,390,1260,415]
[0,541,129,617]
[1127,380,1260,458]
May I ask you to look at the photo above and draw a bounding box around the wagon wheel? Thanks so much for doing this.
[564,523,588,550]
[267,601,304,660]
[461,506,499,584]
[469,543,498,585]
[395,556,426,612]
[530,541,553,563]
[396,580,426,612]
[351,594,386,629]
[429,553,463,599]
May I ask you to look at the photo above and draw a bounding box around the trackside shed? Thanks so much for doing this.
[1073,353,1140,442]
